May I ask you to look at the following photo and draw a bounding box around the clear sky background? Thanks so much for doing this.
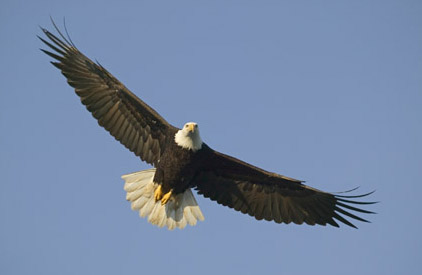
[1,1,421,274]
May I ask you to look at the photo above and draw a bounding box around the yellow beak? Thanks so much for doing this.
[188,124,195,132]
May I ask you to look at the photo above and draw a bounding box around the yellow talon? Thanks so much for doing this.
[154,185,173,205]
[161,189,173,205]
[154,185,164,201]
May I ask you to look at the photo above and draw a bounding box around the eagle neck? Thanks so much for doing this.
[174,129,203,152]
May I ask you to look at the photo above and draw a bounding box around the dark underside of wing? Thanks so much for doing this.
[39,24,178,166]
[194,149,376,228]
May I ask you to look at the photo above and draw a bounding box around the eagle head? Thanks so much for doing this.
[174,122,203,151]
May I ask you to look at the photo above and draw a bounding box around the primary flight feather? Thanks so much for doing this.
[39,22,375,230]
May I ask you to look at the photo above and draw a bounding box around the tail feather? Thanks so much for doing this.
[140,194,156,218]
[121,169,204,230]
[131,195,149,211]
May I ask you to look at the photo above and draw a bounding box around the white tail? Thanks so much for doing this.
[121,169,204,230]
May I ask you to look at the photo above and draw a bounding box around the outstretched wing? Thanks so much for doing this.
[194,147,375,228]
[39,25,178,166]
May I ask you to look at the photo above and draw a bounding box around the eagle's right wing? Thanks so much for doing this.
[39,25,178,166]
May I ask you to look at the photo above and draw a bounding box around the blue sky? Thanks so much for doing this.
[1,1,421,274]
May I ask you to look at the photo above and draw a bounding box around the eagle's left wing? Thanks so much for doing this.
[194,147,375,228]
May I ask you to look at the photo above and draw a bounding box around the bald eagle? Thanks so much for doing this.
[39,23,375,230]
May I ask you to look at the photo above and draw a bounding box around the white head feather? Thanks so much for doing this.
[174,122,203,151]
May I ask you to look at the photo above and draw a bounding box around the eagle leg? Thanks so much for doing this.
[154,185,164,201]
[161,189,173,205]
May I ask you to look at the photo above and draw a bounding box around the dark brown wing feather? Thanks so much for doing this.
[194,147,375,228]
[39,26,178,166]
